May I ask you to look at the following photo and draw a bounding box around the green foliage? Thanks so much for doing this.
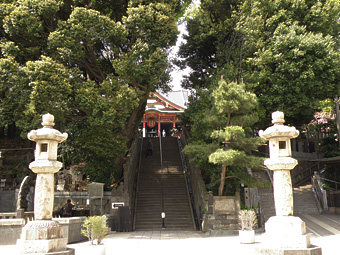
[81,216,108,245]
[0,0,186,186]
[321,166,340,191]
[184,78,266,195]
[321,137,340,158]
[246,22,340,126]
[178,0,340,128]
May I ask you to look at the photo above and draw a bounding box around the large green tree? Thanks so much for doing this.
[238,0,340,126]
[0,0,191,186]
[178,0,340,128]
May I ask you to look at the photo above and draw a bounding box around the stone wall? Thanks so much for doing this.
[110,132,141,229]
[202,192,240,235]
[0,190,17,212]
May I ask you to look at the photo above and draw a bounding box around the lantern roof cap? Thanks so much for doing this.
[27,113,68,143]
[259,111,299,140]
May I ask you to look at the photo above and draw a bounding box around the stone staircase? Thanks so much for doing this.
[293,184,320,214]
[258,184,319,223]
[134,137,194,230]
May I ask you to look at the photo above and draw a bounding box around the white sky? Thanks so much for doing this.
[169,22,191,91]
[169,1,199,91]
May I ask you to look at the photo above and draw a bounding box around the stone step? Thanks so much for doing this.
[134,137,194,231]
[297,213,340,237]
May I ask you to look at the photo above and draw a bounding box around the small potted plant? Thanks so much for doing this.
[238,209,257,244]
[80,215,108,255]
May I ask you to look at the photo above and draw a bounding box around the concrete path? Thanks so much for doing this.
[69,231,259,255]
[67,229,338,255]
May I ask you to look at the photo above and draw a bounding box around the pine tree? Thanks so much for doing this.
[208,78,264,195]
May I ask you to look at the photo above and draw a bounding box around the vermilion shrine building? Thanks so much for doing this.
[141,91,189,137]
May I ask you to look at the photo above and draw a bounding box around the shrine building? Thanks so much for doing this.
[141,91,189,137]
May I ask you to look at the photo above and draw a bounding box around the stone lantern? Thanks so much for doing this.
[28,113,68,220]
[256,111,321,254]
[259,111,299,216]
[17,113,73,255]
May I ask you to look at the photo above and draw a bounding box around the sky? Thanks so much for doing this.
[169,1,199,91]
[169,22,191,91]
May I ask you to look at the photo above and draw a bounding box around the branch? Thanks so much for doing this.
[130,80,147,90]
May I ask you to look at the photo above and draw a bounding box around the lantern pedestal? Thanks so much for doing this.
[263,216,311,247]
[17,220,73,254]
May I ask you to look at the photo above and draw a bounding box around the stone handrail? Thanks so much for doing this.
[0,210,34,224]
[0,212,16,219]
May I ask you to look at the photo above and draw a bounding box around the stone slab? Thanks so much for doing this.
[214,196,237,213]
[19,248,75,255]
[255,245,322,255]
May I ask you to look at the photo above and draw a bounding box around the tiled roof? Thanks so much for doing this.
[158,90,189,109]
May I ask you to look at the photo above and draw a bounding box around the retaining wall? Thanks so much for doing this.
[202,192,240,235]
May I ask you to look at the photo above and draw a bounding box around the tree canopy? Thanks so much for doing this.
[179,0,340,194]
[0,0,191,186]
[179,0,340,127]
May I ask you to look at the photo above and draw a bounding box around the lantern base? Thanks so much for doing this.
[17,220,73,254]
[255,216,321,255]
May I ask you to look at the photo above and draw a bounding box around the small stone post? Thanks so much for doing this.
[17,113,74,255]
[256,111,321,254]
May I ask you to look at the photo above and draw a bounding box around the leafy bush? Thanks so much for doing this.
[81,216,108,245]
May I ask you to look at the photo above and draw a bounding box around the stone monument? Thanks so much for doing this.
[257,111,321,255]
[17,113,74,255]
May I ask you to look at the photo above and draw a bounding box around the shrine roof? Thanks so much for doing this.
[146,90,189,113]
[159,90,189,109]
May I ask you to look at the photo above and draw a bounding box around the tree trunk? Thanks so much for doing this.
[114,90,149,176]
[218,164,226,196]
[123,91,149,148]
[335,95,340,146]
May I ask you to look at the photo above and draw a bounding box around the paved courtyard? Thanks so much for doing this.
[0,230,338,255]
[2,213,340,255]
[69,230,337,255]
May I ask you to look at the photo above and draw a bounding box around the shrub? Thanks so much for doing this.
[81,215,108,245]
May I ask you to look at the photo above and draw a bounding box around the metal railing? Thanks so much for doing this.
[320,177,340,191]
[311,173,328,213]
[132,137,144,230]
[293,161,321,187]
[159,134,165,229]
[178,138,200,230]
